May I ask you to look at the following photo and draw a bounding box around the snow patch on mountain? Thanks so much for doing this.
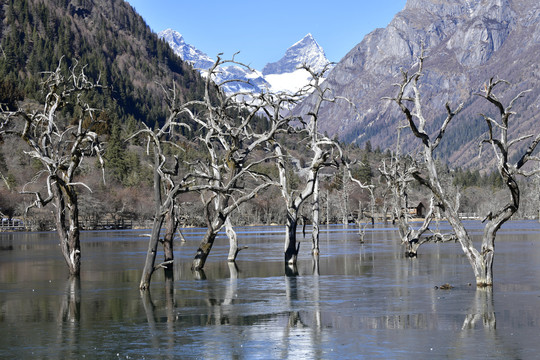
[159,29,332,94]
[265,68,314,93]
[212,66,270,94]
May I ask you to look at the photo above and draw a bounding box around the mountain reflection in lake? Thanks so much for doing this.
[1,221,540,359]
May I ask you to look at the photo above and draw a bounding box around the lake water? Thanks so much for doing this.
[1,220,540,359]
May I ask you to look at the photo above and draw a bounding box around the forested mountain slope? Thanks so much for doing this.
[0,0,212,224]
[0,0,206,125]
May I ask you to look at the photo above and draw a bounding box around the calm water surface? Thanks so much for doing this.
[1,221,540,359]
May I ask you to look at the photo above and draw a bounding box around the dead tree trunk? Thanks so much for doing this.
[284,207,301,265]
[134,82,192,290]
[311,176,320,256]
[0,59,104,277]
[389,53,540,286]
[52,182,82,275]
[139,216,166,289]
[192,225,222,271]
[191,190,228,271]
[226,217,247,262]
[162,204,178,265]
[273,140,325,265]
[139,149,175,290]
[225,217,239,262]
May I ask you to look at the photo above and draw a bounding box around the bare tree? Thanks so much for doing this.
[379,141,456,256]
[379,122,414,227]
[0,59,104,276]
[335,166,354,224]
[271,64,345,265]
[188,54,291,271]
[273,138,327,264]
[132,82,194,290]
[311,176,321,254]
[389,52,540,286]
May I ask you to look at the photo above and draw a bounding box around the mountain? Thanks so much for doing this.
[159,29,269,93]
[158,29,214,70]
[262,33,329,75]
[294,0,540,168]
[263,33,334,93]
[159,30,332,94]
[0,0,206,126]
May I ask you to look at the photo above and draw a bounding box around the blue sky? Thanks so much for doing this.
[126,0,407,70]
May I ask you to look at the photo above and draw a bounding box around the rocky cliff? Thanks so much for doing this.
[297,0,540,168]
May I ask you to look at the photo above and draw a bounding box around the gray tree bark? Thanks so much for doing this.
[311,177,320,256]
[0,59,104,276]
[389,53,540,286]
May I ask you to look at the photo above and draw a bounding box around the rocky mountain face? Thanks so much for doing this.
[295,0,540,168]
[159,30,332,94]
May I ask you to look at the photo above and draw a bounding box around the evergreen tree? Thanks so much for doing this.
[358,154,373,184]
[104,116,128,184]
[364,140,372,153]
[0,79,23,110]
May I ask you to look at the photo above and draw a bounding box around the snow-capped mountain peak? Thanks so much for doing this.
[160,30,332,94]
[262,33,330,76]
[158,29,214,70]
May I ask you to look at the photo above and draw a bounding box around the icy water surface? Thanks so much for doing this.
[1,221,540,359]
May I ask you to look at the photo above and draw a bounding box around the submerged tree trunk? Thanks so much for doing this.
[311,177,320,256]
[225,217,238,262]
[139,216,165,290]
[284,208,300,265]
[192,228,219,271]
[162,205,178,266]
[476,179,519,286]
[140,151,167,290]
[192,219,223,271]
[53,183,81,276]
[225,217,248,262]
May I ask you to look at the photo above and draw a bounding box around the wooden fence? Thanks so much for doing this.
[0,218,29,231]
[0,218,134,232]
[80,219,133,230]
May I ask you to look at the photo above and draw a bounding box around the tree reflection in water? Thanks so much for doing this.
[462,288,496,330]
[57,276,80,359]
[164,269,175,354]
[451,288,523,359]
[5,225,540,359]
[140,268,176,359]
[58,276,81,323]
[140,287,161,352]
